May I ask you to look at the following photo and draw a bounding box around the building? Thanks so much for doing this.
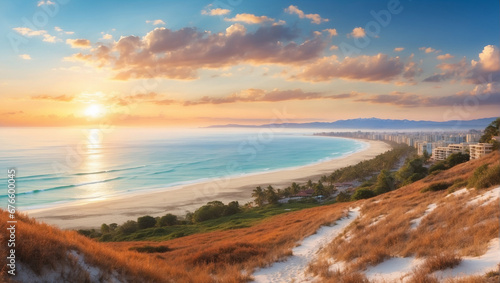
[469,143,493,159]
[432,143,469,161]
[466,133,481,143]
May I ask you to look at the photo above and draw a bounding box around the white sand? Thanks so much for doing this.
[252,207,361,283]
[467,186,500,207]
[410,203,437,229]
[25,139,390,229]
[365,256,424,283]
[433,238,500,280]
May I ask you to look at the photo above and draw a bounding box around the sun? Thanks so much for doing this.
[84,104,105,118]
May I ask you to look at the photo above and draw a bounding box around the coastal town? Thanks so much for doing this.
[316,130,498,161]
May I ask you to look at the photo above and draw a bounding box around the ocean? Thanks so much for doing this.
[0,127,366,210]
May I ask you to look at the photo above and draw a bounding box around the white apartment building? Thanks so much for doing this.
[432,143,469,161]
[469,143,493,159]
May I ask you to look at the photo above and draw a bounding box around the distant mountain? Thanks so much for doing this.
[207,117,497,130]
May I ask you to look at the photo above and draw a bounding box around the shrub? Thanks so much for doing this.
[336,191,351,202]
[100,223,110,233]
[223,201,241,216]
[137,215,157,229]
[193,201,226,222]
[129,245,171,253]
[421,182,451,193]
[119,220,139,234]
[422,253,461,272]
[158,213,178,227]
[469,164,500,189]
[351,188,376,200]
[429,162,447,174]
[447,179,468,193]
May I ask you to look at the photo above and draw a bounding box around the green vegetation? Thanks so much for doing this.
[78,201,323,242]
[421,182,452,193]
[429,152,470,174]
[129,245,171,253]
[351,188,376,200]
[468,164,500,189]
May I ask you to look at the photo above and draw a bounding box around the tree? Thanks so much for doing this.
[336,191,351,202]
[479,118,500,143]
[158,213,178,227]
[119,220,138,234]
[397,157,428,185]
[100,223,110,234]
[374,170,395,195]
[223,201,240,216]
[193,201,226,222]
[137,215,157,229]
[351,188,376,200]
[252,186,265,207]
[423,149,431,161]
[265,185,279,205]
[446,152,470,167]
[109,223,118,231]
[291,182,301,195]
[314,181,327,197]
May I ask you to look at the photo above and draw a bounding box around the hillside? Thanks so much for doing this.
[1,152,499,282]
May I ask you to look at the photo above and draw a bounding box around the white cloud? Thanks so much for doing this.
[285,5,328,24]
[419,46,440,54]
[323,28,337,37]
[101,33,113,40]
[19,54,32,60]
[477,45,500,72]
[224,13,274,24]
[146,19,166,26]
[436,53,454,60]
[13,27,59,42]
[66,38,91,49]
[202,7,231,16]
[37,0,55,7]
[394,47,404,52]
[350,27,366,38]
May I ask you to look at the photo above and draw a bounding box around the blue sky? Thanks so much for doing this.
[1,0,499,126]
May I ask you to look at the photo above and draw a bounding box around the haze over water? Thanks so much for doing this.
[0,127,365,210]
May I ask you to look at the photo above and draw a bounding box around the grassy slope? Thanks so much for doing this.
[1,151,498,282]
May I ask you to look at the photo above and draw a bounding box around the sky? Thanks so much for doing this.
[0,0,499,127]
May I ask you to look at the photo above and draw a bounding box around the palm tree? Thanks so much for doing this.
[265,185,279,205]
[291,182,301,195]
[252,186,265,207]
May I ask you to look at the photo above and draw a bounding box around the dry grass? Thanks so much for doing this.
[1,201,351,282]
[310,151,500,280]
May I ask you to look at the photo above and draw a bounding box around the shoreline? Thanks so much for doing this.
[26,139,391,229]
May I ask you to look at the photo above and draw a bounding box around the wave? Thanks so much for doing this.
[150,168,175,175]
[7,176,125,197]
[74,165,146,176]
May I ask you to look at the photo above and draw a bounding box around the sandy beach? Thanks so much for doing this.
[25,139,391,229]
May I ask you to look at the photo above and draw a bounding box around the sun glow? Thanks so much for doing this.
[84,104,105,118]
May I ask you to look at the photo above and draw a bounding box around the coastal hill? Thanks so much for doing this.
[1,152,499,282]
[207,117,497,130]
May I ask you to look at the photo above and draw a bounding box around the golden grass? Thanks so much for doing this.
[310,151,500,281]
[1,201,351,282]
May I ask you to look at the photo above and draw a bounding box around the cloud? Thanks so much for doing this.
[55,26,74,35]
[202,7,231,16]
[71,25,326,80]
[1,111,24,116]
[101,33,113,40]
[146,19,166,26]
[293,53,420,83]
[66,39,91,49]
[19,54,31,60]
[37,0,55,6]
[323,29,337,37]
[13,27,58,42]
[224,13,274,24]
[394,47,404,52]
[350,27,366,38]
[285,5,328,24]
[183,89,359,106]
[356,88,500,107]
[31,95,75,102]
[419,46,440,53]
[329,45,339,50]
[475,45,500,72]
[424,45,500,84]
[436,53,454,60]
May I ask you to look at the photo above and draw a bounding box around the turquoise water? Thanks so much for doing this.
[0,128,366,210]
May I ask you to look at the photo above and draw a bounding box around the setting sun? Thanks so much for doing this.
[84,104,105,118]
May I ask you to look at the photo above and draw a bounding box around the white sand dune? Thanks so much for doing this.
[251,207,360,283]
